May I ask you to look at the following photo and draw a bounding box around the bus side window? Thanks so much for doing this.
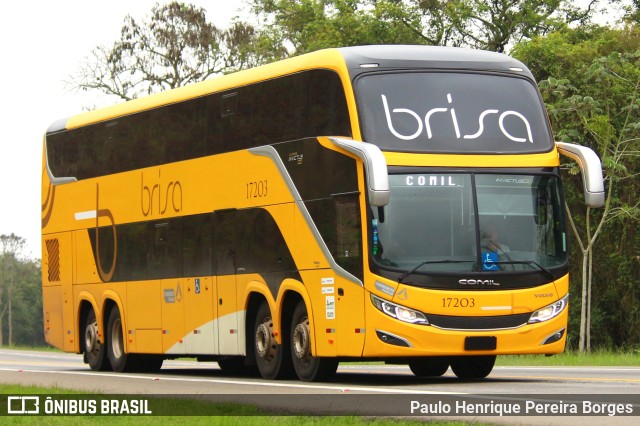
[182,214,213,277]
[148,221,180,279]
[213,211,237,276]
[335,194,363,278]
[221,93,237,117]
[306,194,363,279]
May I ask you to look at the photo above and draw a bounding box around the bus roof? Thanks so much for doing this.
[48,45,532,134]
[339,45,532,78]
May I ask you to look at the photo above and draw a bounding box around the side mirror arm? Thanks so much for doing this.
[556,141,605,208]
[329,138,390,206]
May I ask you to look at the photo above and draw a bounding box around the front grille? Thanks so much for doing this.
[426,312,530,330]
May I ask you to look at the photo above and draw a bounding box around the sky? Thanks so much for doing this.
[0,1,248,259]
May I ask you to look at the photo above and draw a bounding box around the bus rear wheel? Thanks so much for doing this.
[83,308,109,371]
[107,307,137,373]
[290,301,338,382]
[254,302,292,379]
[450,355,496,379]
[408,357,449,377]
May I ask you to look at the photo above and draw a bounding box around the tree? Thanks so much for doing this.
[9,259,44,347]
[0,234,46,348]
[250,0,601,54]
[68,2,276,103]
[223,21,288,73]
[626,0,640,22]
[513,25,640,351]
[0,234,26,346]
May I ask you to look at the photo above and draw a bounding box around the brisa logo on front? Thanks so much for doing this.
[381,93,534,143]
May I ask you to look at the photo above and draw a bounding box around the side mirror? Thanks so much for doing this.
[330,138,390,206]
[556,142,605,208]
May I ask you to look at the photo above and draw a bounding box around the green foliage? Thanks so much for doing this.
[498,349,640,366]
[0,235,43,347]
[8,259,44,346]
[513,25,640,350]
[251,0,600,54]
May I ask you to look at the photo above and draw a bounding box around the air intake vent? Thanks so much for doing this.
[45,239,60,282]
[426,312,530,330]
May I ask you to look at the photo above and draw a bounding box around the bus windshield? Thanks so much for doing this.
[370,173,567,276]
[356,72,553,154]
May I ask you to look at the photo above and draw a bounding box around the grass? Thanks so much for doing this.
[495,349,640,367]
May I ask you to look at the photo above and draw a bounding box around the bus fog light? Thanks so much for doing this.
[542,328,565,345]
[371,294,428,324]
[529,295,568,324]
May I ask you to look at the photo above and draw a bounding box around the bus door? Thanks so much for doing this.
[214,210,241,355]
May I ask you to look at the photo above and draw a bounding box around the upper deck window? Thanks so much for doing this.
[46,69,351,180]
[356,72,553,154]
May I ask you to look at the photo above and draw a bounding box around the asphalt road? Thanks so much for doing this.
[1,348,639,424]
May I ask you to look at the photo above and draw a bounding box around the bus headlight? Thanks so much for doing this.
[528,294,569,324]
[371,294,428,325]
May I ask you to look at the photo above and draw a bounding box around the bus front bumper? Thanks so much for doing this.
[362,298,569,357]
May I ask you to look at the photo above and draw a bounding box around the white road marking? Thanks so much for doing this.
[0,367,462,395]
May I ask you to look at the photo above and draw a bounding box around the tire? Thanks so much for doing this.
[254,301,293,379]
[107,307,136,373]
[450,355,496,379]
[290,301,338,382]
[83,308,110,371]
[408,357,449,377]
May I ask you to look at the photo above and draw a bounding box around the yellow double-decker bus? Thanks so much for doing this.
[42,45,604,381]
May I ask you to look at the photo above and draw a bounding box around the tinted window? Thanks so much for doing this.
[182,214,213,277]
[235,209,297,274]
[273,138,359,201]
[306,194,362,279]
[90,214,212,282]
[213,210,237,276]
[88,209,300,283]
[47,70,351,180]
[206,70,351,154]
[356,72,553,154]
[147,221,181,279]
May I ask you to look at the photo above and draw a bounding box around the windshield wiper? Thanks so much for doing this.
[398,260,475,283]
[494,260,556,281]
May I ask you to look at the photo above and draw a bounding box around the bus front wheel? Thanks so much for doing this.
[83,308,109,371]
[450,355,496,379]
[408,357,449,377]
[290,301,338,382]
